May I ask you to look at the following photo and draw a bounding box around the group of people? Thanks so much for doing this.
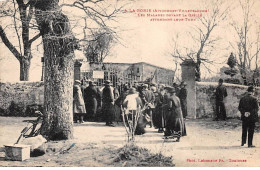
[119,81,188,142]
[73,78,259,147]
[73,79,188,141]
[73,80,101,123]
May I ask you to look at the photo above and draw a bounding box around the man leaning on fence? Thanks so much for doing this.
[238,86,259,148]
[214,78,228,121]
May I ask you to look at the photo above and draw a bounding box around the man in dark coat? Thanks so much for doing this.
[102,80,115,126]
[84,81,98,121]
[178,81,188,119]
[238,86,259,147]
[141,84,155,127]
[164,87,185,142]
[215,78,228,121]
[173,83,180,97]
[153,86,166,133]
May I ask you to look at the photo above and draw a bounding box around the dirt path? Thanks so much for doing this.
[0,117,259,167]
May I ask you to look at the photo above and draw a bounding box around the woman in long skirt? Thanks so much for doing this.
[165,87,185,142]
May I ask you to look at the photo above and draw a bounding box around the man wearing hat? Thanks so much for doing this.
[172,82,180,97]
[141,83,155,128]
[73,80,86,123]
[102,80,115,126]
[238,86,259,147]
[214,78,228,121]
[179,81,188,119]
[84,81,98,121]
[164,87,185,141]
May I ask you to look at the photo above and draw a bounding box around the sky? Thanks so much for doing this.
[0,0,260,82]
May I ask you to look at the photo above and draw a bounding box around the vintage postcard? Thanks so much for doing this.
[0,0,259,167]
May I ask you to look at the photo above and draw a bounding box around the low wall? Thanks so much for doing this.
[1,81,259,118]
[0,81,44,116]
[196,82,260,118]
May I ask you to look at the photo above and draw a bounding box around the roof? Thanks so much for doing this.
[102,62,174,72]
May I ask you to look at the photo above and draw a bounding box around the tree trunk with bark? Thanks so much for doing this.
[35,0,75,140]
[19,58,30,81]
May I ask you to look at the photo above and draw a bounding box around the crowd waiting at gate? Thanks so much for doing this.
[73,79,188,142]
[73,78,259,146]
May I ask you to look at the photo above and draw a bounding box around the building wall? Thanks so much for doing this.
[82,62,175,85]
[141,63,174,85]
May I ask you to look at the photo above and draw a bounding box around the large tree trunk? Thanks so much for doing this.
[19,58,30,81]
[35,0,75,140]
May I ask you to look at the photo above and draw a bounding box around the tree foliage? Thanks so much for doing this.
[83,29,114,63]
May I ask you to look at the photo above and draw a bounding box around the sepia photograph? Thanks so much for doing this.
[0,0,259,167]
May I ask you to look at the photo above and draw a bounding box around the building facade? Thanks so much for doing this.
[80,62,175,87]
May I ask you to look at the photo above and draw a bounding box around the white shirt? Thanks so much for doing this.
[123,93,139,110]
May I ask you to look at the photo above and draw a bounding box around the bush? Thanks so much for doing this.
[0,101,43,117]
[114,143,174,167]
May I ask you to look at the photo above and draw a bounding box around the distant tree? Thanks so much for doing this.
[169,0,230,81]
[0,0,41,81]
[83,29,114,63]
[229,0,260,84]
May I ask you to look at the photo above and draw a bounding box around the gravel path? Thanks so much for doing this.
[0,117,259,167]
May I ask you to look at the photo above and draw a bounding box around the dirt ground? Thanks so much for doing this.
[0,117,259,167]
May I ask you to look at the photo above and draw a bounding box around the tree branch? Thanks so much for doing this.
[28,33,41,45]
[0,25,21,60]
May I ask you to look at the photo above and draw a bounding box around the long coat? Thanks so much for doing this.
[238,93,259,123]
[84,85,98,117]
[102,85,115,122]
[153,92,165,128]
[165,94,185,137]
[178,87,187,118]
[73,85,86,114]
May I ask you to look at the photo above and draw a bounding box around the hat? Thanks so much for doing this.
[169,87,176,93]
[89,81,96,86]
[247,86,254,92]
[128,87,136,94]
[181,81,187,86]
[142,84,148,88]
[104,80,111,85]
[151,86,157,92]
[164,86,171,91]
[75,80,81,84]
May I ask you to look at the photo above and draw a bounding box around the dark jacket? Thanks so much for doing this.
[141,89,155,104]
[84,85,98,101]
[84,85,98,115]
[178,87,187,101]
[102,85,114,104]
[215,85,228,101]
[238,93,259,122]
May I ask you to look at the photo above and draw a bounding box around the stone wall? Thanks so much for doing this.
[0,81,44,116]
[196,82,260,118]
